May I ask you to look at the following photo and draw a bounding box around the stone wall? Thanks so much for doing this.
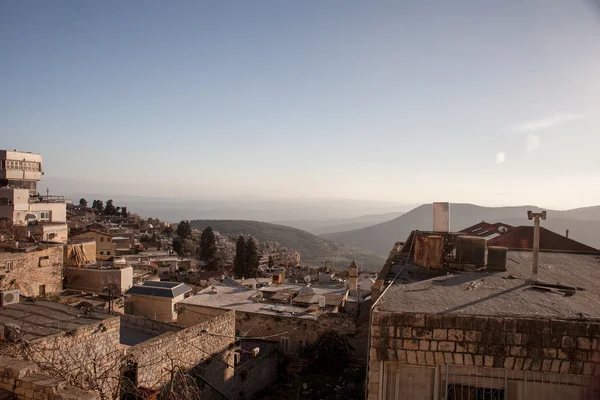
[127,310,236,396]
[64,266,133,295]
[177,304,357,355]
[0,356,99,400]
[118,313,183,336]
[227,345,281,399]
[0,245,63,297]
[367,311,600,399]
[5,317,122,399]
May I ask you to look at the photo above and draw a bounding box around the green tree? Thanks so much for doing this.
[199,226,220,270]
[176,220,192,240]
[302,331,353,375]
[121,206,128,218]
[244,237,259,278]
[268,255,275,268]
[234,235,246,277]
[162,226,174,236]
[104,199,117,215]
[79,198,87,208]
[92,200,104,212]
[172,237,183,256]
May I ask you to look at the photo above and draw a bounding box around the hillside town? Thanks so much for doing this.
[1,150,600,400]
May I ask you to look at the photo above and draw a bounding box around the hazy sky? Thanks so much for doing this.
[2,1,600,210]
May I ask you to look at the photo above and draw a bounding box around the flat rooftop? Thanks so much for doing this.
[0,300,114,341]
[377,250,600,320]
[180,284,347,319]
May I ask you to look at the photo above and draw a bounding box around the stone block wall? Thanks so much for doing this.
[0,355,100,399]
[0,246,63,297]
[367,311,600,399]
[177,304,358,355]
[225,345,281,399]
[119,313,183,336]
[127,310,236,395]
[8,316,123,398]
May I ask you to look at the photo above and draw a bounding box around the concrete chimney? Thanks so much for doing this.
[565,229,569,238]
[433,202,450,232]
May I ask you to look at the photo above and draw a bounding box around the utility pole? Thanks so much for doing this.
[527,210,547,275]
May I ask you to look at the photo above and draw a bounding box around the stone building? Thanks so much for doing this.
[366,248,600,399]
[177,283,357,355]
[0,242,63,297]
[126,281,192,322]
[70,229,115,260]
[0,298,278,399]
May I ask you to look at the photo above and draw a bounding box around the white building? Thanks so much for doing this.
[0,150,68,241]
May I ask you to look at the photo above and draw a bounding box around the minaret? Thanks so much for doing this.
[348,260,359,291]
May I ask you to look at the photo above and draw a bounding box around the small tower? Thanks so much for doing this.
[348,260,359,291]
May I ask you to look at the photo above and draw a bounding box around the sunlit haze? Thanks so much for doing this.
[2,1,600,210]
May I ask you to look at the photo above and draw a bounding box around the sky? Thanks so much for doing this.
[2,0,600,210]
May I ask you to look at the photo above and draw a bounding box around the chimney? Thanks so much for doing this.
[565,229,569,238]
[433,202,450,232]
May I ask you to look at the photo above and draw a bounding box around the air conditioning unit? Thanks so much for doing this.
[0,290,20,306]
[234,352,241,366]
[252,347,260,357]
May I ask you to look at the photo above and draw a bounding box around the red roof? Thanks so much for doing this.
[487,226,599,253]
[460,221,513,239]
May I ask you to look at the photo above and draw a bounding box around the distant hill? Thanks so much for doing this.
[275,211,405,235]
[189,219,385,270]
[321,203,600,256]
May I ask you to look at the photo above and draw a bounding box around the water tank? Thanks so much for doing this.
[487,246,508,271]
[414,234,443,270]
[457,236,486,267]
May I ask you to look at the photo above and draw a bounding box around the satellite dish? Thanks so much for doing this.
[304,275,311,283]
[25,213,37,221]
[498,226,508,233]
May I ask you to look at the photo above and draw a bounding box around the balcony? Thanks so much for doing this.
[30,194,68,203]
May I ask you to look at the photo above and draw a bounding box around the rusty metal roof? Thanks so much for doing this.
[487,226,599,253]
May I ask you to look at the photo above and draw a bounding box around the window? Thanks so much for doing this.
[445,365,507,400]
[5,261,13,272]
[100,251,104,255]
[48,233,56,240]
[100,237,104,242]
[280,337,290,354]
[38,255,49,267]
[107,251,111,255]
[39,285,46,296]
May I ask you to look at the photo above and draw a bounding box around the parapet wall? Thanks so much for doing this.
[0,356,99,400]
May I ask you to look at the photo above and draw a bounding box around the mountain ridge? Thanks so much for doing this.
[188,219,386,270]
[320,203,600,255]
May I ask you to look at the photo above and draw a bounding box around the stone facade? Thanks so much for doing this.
[0,245,63,297]
[119,313,183,337]
[367,311,600,399]
[177,304,357,355]
[0,356,99,400]
[126,291,185,322]
[127,310,236,397]
[64,266,133,295]
[5,316,122,399]
[228,344,281,399]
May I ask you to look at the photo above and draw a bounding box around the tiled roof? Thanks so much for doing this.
[487,226,599,253]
